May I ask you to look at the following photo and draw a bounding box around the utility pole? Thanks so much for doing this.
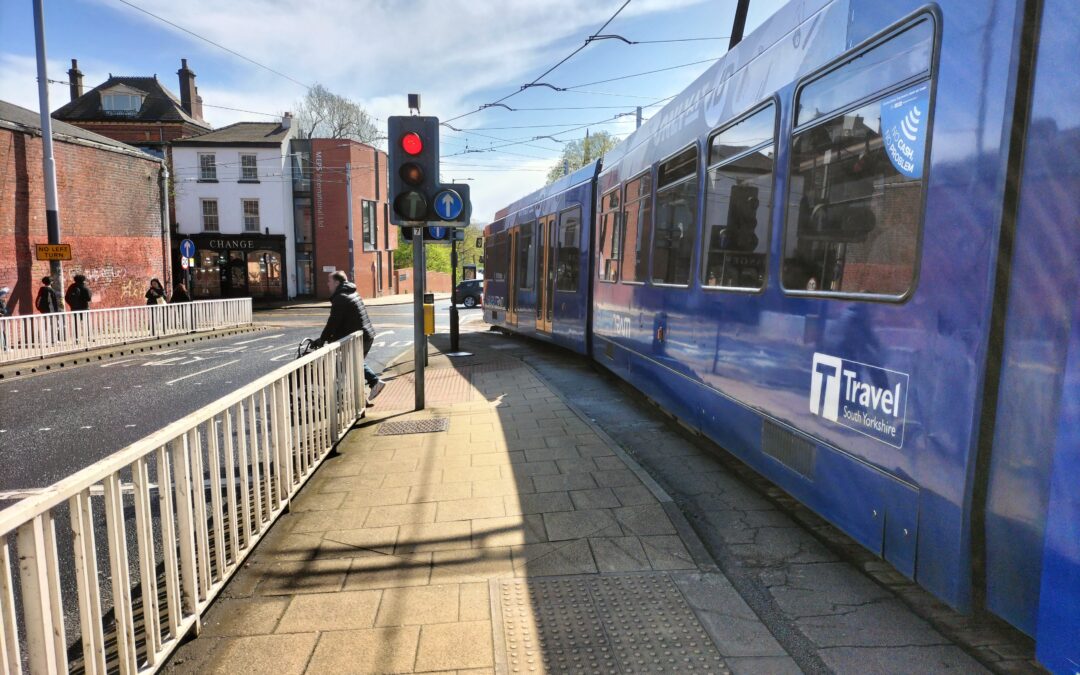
[449,236,460,352]
[346,161,356,284]
[635,106,642,129]
[33,0,64,296]
[729,0,751,50]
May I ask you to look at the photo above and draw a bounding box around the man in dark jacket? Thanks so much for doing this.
[319,271,386,400]
[35,276,60,313]
[65,274,91,311]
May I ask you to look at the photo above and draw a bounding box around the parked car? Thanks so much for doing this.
[455,279,483,308]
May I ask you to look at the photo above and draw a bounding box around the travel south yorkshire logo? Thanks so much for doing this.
[881,82,930,179]
[809,353,910,448]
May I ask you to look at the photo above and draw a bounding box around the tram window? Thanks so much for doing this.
[490,233,507,283]
[556,207,582,291]
[597,188,621,282]
[620,172,653,283]
[783,84,930,296]
[517,222,535,291]
[651,146,699,286]
[797,19,932,126]
[702,104,775,290]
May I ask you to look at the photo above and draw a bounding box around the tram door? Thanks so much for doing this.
[536,215,556,333]
[507,228,519,325]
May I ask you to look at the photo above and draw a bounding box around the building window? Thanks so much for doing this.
[651,146,699,285]
[201,199,219,232]
[243,200,261,233]
[702,103,776,290]
[102,93,143,116]
[362,200,377,251]
[240,154,258,181]
[199,153,217,181]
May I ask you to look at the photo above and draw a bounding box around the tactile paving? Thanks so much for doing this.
[376,417,449,435]
[498,574,728,674]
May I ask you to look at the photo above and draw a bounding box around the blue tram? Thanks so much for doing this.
[482,0,1080,670]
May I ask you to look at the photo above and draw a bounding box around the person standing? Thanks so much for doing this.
[171,282,192,303]
[35,276,60,313]
[318,271,386,401]
[0,287,10,318]
[145,278,167,305]
[65,274,91,311]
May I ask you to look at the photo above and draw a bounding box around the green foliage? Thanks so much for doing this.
[546,131,620,184]
[391,225,486,280]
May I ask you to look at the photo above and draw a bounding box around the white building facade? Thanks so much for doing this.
[172,116,297,299]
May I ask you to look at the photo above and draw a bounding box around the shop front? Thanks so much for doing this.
[176,234,287,300]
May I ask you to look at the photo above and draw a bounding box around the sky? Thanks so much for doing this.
[1,0,787,223]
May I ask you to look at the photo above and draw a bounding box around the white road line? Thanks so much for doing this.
[233,334,283,345]
[39,428,51,431]
[125,424,136,428]
[166,359,241,385]
[72,387,82,391]
[80,426,92,429]
[102,386,112,389]
[375,330,395,339]
[100,358,137,368]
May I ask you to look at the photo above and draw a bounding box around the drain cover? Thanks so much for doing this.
[498,574,727,674]
[377,418,449,435]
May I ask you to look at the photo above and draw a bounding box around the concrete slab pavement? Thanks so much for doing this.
[162,328,1017,674]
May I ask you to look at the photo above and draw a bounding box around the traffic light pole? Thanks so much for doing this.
[449,237,459,352]
[412,227,425,410]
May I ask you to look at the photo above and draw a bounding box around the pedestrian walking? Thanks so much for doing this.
[65,274,91,311]
[0,287,10,318]
[35,276,60,313]
[318,271,386,401]
[145,278,167,305]
[171,282,192,303]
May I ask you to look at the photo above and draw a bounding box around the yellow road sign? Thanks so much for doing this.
[35,244,72,261]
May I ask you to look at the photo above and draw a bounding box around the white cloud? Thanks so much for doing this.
[0,53,117,114]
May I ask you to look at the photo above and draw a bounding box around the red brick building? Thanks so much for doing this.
[300,139,397,299]
[0,101,168,313]
[52,58,211,159]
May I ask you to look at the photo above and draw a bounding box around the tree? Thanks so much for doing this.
[546,131,620,184]
[294,84,379,142]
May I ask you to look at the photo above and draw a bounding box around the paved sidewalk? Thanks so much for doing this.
[164,333,794,674]
[164,329,1012,675]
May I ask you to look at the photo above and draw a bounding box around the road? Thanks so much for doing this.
[0,298,475,501]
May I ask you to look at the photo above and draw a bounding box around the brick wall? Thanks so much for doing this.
[0,127,167,314]
[396,270,452,295]
[310,139,396,299]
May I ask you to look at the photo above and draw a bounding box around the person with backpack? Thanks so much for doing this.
[318,271,386,402]
[65,274,91,311]
[36,276,60,313]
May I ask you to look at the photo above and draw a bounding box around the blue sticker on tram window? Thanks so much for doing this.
[881,83,930,179]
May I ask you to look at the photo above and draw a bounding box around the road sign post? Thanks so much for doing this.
[413,227,425,410]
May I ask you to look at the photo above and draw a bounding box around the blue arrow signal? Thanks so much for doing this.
[427,226,448,240]
[433,189,464,221]
[180,238,196,258]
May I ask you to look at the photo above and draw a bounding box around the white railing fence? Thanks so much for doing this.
[0,334,364,673]
[0,299,252,365]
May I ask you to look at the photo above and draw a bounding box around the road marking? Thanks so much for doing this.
[100,358,137,368]
[81,426,92,429]
[102,386,112,389]
[166,359,241,385]
[133,385,142,388]
[73,387,82,391]
[233,334,283,345]
[375,330,395,339]
[39,428,51,431]
[269,353,294,362]
[0,430,7,433]
[125,424,136,428]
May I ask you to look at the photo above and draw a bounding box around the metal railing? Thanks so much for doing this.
[0,334,365,673]
[0,299,252,365]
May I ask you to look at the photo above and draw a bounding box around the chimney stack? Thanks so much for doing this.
[67,59,84,102]
[282,112,292,129]
[177,58,202,120]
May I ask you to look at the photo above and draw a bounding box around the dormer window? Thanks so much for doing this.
[102,93,143,116]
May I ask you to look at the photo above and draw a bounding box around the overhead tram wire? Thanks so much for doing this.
[443,0,633,125]
[113,0,312,91]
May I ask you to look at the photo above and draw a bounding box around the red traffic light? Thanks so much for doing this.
[401,132,423,155]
